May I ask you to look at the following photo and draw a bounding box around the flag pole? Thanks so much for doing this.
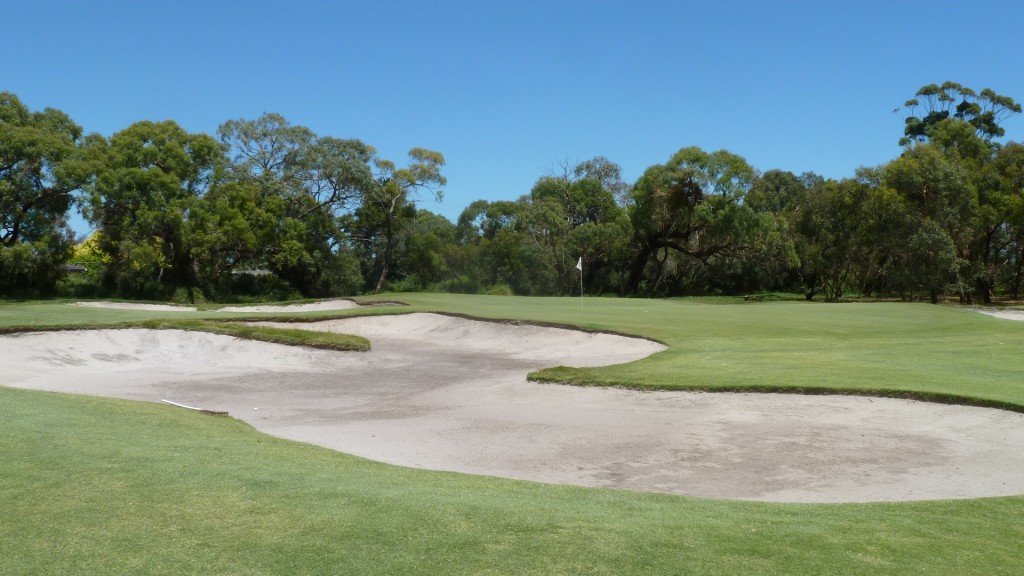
[576,256,583,312]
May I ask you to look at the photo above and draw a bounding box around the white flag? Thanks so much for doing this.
[575,257,582,271]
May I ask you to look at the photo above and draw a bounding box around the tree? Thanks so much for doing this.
[989,143,1024,298]
[218,112,316,184]
[897,83,1023,302]
[356,148,445,293]
[798,178,885,302]
[884,144,976,303]
[625,147,767,294]
[527,157,631,294]
[395,210,457,289]
[571,156,631,206]
[0,92,90,292]
[217,113,374,296]
[746,170,816,293]
[900,81,1021,146]
[897,83,1020,302]
[86,120,223,298]
[747,170,812,215]
[451,199,546,294]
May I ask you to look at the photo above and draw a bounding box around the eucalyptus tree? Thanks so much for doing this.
[884,143,976,303]
[568,156,631,206]
[354,148,445,293]
[394,209,458,289]
[899,82,1021,146]
[218,113,314,184]
[894,82,1021,302]
[805,178,893,301]
[745,170,821,293]
[528,157,631,294]
[451,199,536,293]
[0,92,91,292]
[746,169,806,215]
[217,113,374,295]
[452,198,573,295]
[625,147,769,294]
[86,120,223,297]
[966,139,1024,302]
[989,143,1024,298]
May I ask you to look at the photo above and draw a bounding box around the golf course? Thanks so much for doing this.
[2,294,1023,574]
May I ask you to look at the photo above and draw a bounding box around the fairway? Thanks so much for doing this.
[2,295,1024,574]
[3,299,1024,503]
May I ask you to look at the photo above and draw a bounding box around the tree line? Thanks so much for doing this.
[2,81,1022,303]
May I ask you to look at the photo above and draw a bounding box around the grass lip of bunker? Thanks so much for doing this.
[4,310,1024,503]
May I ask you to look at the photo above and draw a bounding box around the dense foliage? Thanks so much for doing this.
[2,82,1022,302]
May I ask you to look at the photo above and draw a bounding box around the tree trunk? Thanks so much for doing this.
[373,203,396,293]
[373,257,389,293]
[976,277,992,305]
[624,244,653,295]
[1013,247,1024,299]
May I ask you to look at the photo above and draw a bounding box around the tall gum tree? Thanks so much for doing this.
[989,143,1024,298]
[900,81,1021,146]
[528,157,630,294]
[356,148,445,293]
[895,82,1021,303]
[0,92,90,292]
[87,120,222,297]
[626,147,766,294]
[217,113,374,296]
[884,143,976,303]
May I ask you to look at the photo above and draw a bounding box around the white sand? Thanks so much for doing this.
[973,308,1024,321]
[216,299,361,313]
[3,312,1023,503]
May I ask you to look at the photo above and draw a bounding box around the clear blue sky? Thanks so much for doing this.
[7,0,1024,234]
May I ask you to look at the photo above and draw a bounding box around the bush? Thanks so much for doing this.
[171,287,207,305]
[436,274,483,294]
[0,239,72,297]
[386,276,423,293]
[486,283,514,296]
[205,272,301,304]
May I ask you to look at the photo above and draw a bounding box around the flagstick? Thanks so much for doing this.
[579,273,584,312]
[578,258,584,312]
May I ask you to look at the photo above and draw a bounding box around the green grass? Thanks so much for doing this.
[0,305,369,351]
[131,319,370,351]
[351,293,1024,411]
[3,294,1024,574]
[0,298,376,326]
[3,387,1023,575]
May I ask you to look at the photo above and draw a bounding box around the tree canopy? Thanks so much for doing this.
[3,81,1024,303]
[0,92,90,292]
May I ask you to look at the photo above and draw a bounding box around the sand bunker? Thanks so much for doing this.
[216,299,361,313]
[974,308,1024,322]
[3,313,1023,503]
